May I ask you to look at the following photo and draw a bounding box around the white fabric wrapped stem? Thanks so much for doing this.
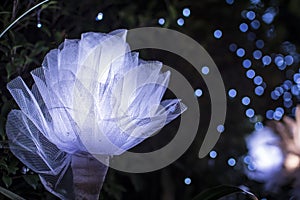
[71,154,108,200]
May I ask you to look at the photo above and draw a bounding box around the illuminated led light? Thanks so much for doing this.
[291,85,300,95]
[246,69,255,79]
[228,89,237,98]
[254,76,263,85]
[228,158,236,166]
[283,92,292,101]
[253,50,262,60]
[236,48,245,57]
[246,11,256,20]
[194,89,203,97]
[184,177,191,185]
[294,73,300,84]
[255,86,264,96]
[285,55,294,66]
[201,66,209,75]
[217,125,225,133]
[283,80,292,90]
[158,18,165,25]
[246,108,255,118]
[262,11,275,24]
[250,20,260,29]
[275,55,284,67]
[271,91,279,100]
[242,96,250,105]
[242,59,251,68]
[273,107,284,120]
[262,55,271,65]
[177,18,184,26]
[244,156,252,164]
[96,12,103,21]
[239,23,248,32]
[214,29,222,39]
[37,23,42,28]
[182,8,191,17]
[266,110,274,119]
[209,151,217,159]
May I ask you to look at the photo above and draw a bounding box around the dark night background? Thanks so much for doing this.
[1,0,300,199]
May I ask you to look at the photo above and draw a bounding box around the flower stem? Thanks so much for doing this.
[71,153,109,200]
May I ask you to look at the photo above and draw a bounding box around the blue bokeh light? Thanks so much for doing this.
[271,91,280,100]
[253,50,262,59]
[177,18,185,26]
[96,12,103,21]
[228,89,237,98]
[246,11,256,20]
[217,125,225,133]
[273,107,284,120]
[266,110,274,119]
[294,73,300,84]
[246,108,255,118]
[283,92,292,101]
[243,155,252,164]
[158,18,165,25]
[201,66,210,75]
[242,59,252,68]
[183,8,191,17]
[242,96,251,105]
[283,80,293,90]
[246,69,255,79]
[214,29,223,39]
[285,55,294,66]
[228,158,236,167]
[255,86,264,96]
[239,23,249,32]
[250,20,260,29]
[254,76,263,85]
[262,55,272,65]
[291,85,300,95]
[209,151,218,159]
[275,55,284,67]
[195,89,203,97]
[184,178,191,185]
[262,10,275,24]
[236,48,245,57]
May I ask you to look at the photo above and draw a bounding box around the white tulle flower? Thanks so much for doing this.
[6,29,186,199]
[245,127,284,182]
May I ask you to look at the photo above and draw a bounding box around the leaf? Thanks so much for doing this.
[23,175,40,190]
[2,175,12,188]
[192,185,258,200]
[0,185,26,200]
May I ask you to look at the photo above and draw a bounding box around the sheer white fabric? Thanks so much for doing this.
[6,29,186,199]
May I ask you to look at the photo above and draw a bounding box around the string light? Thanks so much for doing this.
[95,12,103,21]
